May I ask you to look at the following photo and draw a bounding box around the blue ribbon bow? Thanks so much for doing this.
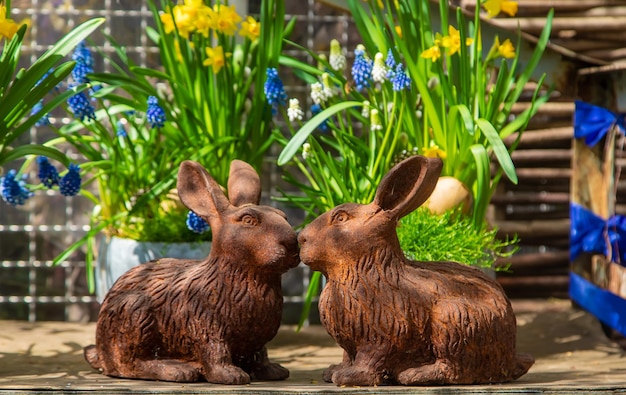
[570,203,626,264]
[574,100,626,147]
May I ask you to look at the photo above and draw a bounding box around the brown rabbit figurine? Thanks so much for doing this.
[84,160,300,384]
[298,155,534,386]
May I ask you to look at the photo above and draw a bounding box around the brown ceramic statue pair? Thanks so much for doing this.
[84,156,533,386]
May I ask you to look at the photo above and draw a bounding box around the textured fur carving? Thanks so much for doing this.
[84,160,299,384]
[298,155,534,386]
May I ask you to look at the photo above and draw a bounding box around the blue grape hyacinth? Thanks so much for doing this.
[146,96,166,129]
[1,170,33,206]
[264,68,287,107]
[351,45,373,91]
[186,211,209,233]
[390,63,411,91]
[68,90,96,122]
[73,41,94,67]
[59,164,81,196]
[116,120,127,137]
[72,41,94,83]
[31,100,50,127]
[385,48,396,70]
[37,156,60,188]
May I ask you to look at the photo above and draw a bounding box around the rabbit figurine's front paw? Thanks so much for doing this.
[250,362,289,381]
[206,364,251,385]
[322,362,348,382]
[329,364,382,386]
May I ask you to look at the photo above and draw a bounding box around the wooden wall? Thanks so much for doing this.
[471,0,626,298]
[493,99,574,298]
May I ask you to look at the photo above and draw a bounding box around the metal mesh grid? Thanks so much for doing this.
[0,0,355,322]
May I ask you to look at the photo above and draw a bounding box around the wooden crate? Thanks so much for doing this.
[569,64,626,336]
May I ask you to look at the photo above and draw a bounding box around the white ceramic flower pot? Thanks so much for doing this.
[96,236,211,303]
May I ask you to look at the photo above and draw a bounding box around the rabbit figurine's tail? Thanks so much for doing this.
[512,352,534,379]
[84,345,102,370]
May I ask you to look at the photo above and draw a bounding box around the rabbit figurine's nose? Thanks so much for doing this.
[297,231,306,245]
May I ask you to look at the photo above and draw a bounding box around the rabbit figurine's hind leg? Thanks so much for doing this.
[124,359,203,382]
[96,297,203,382]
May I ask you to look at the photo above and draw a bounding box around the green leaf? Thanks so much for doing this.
[130,66,173,81]
[277,101,362,166]
[297,271,322,331]
[469,145,490,227]
[279,53,322,82]
[0,145,68,165]
[39,18,105,62]
[52,220,110,267]
[476,118,517,184]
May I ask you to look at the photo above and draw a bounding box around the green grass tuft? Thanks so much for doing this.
[397,208,517,270]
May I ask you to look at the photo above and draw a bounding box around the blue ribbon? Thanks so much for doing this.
[570,203,626,264]
[574,100,626,147]
[570,272,626,337]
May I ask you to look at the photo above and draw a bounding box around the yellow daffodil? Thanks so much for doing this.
[168,5,197,38]
[394,25,402,39]
[420,45,441,62]
[203,45,231,73]
[482,0,518,18]
[0,5,20,40]
[194,5,217,37]
[160,11,176,34]
[160,2,215,39]
[441,25,474,56]
[239,16,260,41]
[434,32,444,47]
[422,145,447,159]
[213,4,242,36]
[496,37,515,58]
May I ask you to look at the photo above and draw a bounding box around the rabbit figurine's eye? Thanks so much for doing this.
[331,210,350,224]
[241,214,258,226]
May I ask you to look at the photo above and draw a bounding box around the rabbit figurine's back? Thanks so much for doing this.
[84,160,299,384]
[298,155,533,386]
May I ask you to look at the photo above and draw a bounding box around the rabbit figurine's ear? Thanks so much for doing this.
[373,155,443,219]
[227,160,261,207]
[177,160,230,223]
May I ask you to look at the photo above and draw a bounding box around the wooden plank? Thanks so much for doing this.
[571,138,614,218]
[488,16,626,34]
[504,210,570,222]
[510,102,574,117]
[511,148,572,163]
[515,168,572,179]
[497,275,570,287]
[490,192,570,205]
[493,218,570,237]
[457,0,626,14]
[584,47,626,62]
[505,127,573,147]
[497,251,570,270]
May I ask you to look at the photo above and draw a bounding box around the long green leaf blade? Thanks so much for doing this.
[277,101,362,165]
[476,118,517,184]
